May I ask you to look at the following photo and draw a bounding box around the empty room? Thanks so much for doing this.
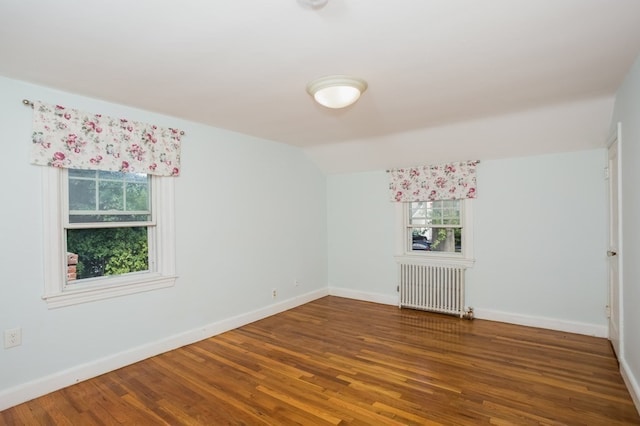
[1,1,640,424]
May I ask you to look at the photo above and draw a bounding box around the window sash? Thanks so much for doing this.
[69,210,151,216]
[65,221,156,230]
[63,168,156,283]
[406,226,463,254]
[407,224,462,229]
[63,169,155,230]
[64,225,155,285]
[67,169,152,223]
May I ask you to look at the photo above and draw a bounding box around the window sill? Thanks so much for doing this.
[394,254,475,268]
[42,274,177,309]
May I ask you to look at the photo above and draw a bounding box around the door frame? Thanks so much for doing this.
[606,122,623,358]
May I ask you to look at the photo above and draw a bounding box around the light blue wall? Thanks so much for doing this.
[327,171,396,298]
[469,151,607,324]
[611,52,640,405]
[0,76,328,395]
[327,150,608,330]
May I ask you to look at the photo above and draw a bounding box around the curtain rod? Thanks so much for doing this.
[386,161,481,172]
[21,99,185,135]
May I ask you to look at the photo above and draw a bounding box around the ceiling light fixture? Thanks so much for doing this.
[297,0,329,9]
[306,75,368,109]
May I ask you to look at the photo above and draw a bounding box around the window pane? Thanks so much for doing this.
[99,180,124,210]
[98,170,125,180]
[68,179,96,211]
[126,183,149,211]
[66,226,149,280]
[411,203,426,215]
[411,229,432,251]
[430,227,462,253]
[443,208,460,225]
[125,172,148,184]
[431,206,443,225]
[68,169,151,223]
[409,200,461,227]
[410,227,462,253]
[69,169,97,178]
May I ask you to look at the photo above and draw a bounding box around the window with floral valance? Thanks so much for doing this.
[387,160,479,202]
[30,101,183,177]
[389,161,479,265]
[28,100,182,308]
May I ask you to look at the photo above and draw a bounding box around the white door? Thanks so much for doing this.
[607,131,620,358]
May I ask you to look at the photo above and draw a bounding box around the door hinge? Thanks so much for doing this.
[604,166,610,180]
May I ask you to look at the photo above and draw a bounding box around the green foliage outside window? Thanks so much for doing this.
[430,228,462,252]
[67,227,148,279]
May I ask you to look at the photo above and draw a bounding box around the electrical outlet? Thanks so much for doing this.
[294,278,300,287]
[272,289,277,299]
[4,327,22,349]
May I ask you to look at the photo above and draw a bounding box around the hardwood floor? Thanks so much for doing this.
[1,296,639,425]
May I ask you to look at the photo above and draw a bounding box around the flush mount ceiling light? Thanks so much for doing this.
[297,0,329,9]
[306,75,368,109]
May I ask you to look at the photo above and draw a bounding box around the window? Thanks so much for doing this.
[66,169,152,280]
[42,167,176,308]
[408,200,462,253]
[395,199,474,267]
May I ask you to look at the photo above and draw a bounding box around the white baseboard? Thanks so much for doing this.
[0,288,328,412]
[325,290,608,338]
[328,286,397,306]
[473,308,608,337]
[621,358,640,416]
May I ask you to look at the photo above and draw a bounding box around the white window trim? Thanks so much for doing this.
[394,199,475,268]
[41,167,177,309]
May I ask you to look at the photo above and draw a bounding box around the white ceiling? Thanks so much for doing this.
[2,1,640,170]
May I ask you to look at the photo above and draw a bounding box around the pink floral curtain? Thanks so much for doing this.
[30,101,183,177]
[387,161,479,202]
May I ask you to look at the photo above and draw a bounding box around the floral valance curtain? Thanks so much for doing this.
[387,160,479,202]
[30,101,183,177]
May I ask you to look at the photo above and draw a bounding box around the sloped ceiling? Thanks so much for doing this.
[1,1,640,172]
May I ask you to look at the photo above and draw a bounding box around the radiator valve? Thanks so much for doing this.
[463,307,474,320]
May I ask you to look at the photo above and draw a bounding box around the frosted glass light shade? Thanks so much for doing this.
[297,0,329,9]
[306,75,368,109]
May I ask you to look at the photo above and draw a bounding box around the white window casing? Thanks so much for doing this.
[41,167,177,308]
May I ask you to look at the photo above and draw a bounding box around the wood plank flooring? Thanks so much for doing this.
[1,296,639,425]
